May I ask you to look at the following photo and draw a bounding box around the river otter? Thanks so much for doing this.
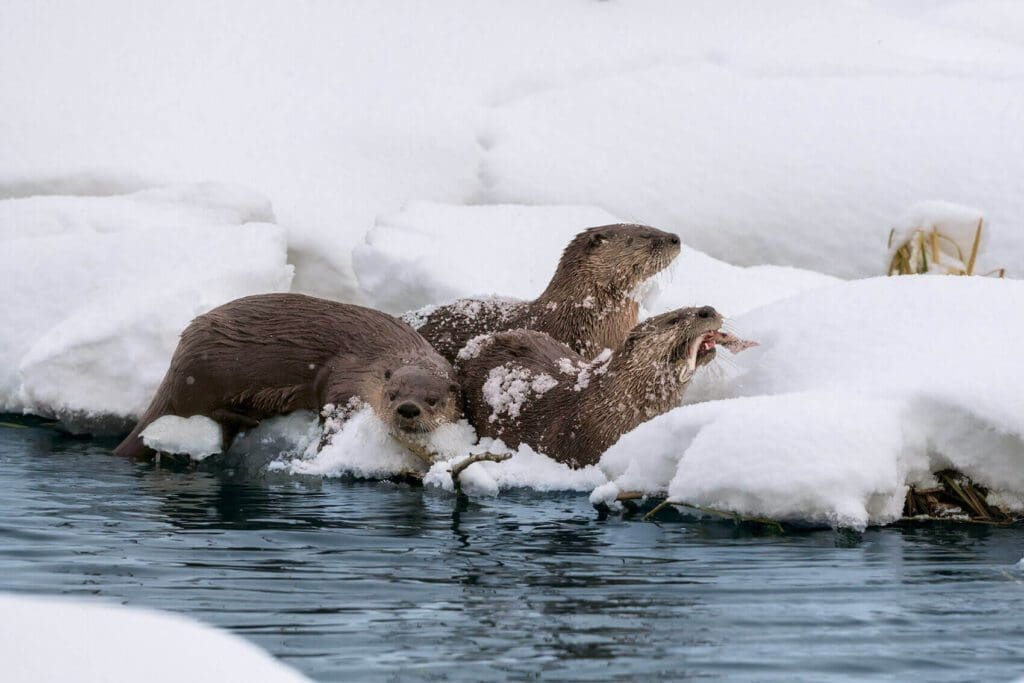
[407,224,681,363]
[114,294,462,460]
[458,306,747,468]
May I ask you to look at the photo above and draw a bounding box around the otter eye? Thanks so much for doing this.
[388,391,397,401]
[449,382,460,393]
[626,237,634,245]
[384,370,392,379]
[426,397,438,407]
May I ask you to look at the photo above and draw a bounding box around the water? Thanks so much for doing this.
[2,419,1024,682]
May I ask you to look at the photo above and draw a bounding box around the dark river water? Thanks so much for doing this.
[2,418,1024,681]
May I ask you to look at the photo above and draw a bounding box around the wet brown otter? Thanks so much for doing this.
[113,294,462,460]
[408,224,681,363]
[458,306,735,468]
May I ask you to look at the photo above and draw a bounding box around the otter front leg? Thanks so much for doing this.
[211,408,261,452]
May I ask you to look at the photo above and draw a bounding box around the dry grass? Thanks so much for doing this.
[902,469,1020,525]
[887,218,1005,277]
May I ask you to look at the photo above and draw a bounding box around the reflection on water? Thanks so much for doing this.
[2,418,1024,681]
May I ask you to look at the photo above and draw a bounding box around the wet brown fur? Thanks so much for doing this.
[458,306,722,468]
[114,294,462,459]
[411,224,681,363]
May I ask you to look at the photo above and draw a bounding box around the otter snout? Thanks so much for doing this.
[394,401,428,432]
[396,402,421,419]
[649,233,681,250]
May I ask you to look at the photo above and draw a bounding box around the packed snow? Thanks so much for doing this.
[359,202,838,318]
[595,276,1024,530]
[0,593,308,683]
[481,64,1024,280]
[245,408,604,496]
[356,202,617,314]
[141,415,223,460]
[0,184,293,433]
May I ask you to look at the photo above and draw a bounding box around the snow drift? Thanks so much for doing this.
[0,593,307,683]
[0,184,293,432]
[596,276,1024,530]
[354,201,838,318]
[480,64,1024,280]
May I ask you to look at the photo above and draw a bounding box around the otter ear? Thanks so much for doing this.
[588,232,606,249]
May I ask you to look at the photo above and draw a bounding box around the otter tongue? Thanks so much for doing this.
[714,331,759,354]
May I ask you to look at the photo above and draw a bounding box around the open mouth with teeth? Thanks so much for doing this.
[697,332,718,359]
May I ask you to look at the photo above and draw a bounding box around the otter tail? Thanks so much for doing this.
[113,377,175,459]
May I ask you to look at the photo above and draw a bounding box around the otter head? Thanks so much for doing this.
[622,305,724,383]
[381,365,462,439]
[555,223,681,291]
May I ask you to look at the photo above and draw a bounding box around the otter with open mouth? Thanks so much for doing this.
[407,224,681,364]
[458,306,755,468]
[113,294,462,462]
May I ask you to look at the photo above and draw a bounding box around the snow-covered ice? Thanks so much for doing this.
[230,409,606,497]
[0,184,293,432]
[596,276,1024,530]
[0,593,308,683]
[141,415,223,461]
[267,408,432,480]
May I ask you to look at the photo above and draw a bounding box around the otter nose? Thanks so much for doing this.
[396,402,420,419]
[697,306,716,319]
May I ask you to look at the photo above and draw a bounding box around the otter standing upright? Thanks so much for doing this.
[409,224,681,363]
[458,306,755,468]
[114,294,462,460]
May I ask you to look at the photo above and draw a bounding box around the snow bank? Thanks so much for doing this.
[480,64,1024,279]
[647,248,839,318]
[0,185,293,433]
[0,169,154,200]
[355,202,837,317]
[0,593,307,683]
[354,202,617,314]
[4,2,1024,297]
[0,182,273,240]
[596,276,1024,529]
